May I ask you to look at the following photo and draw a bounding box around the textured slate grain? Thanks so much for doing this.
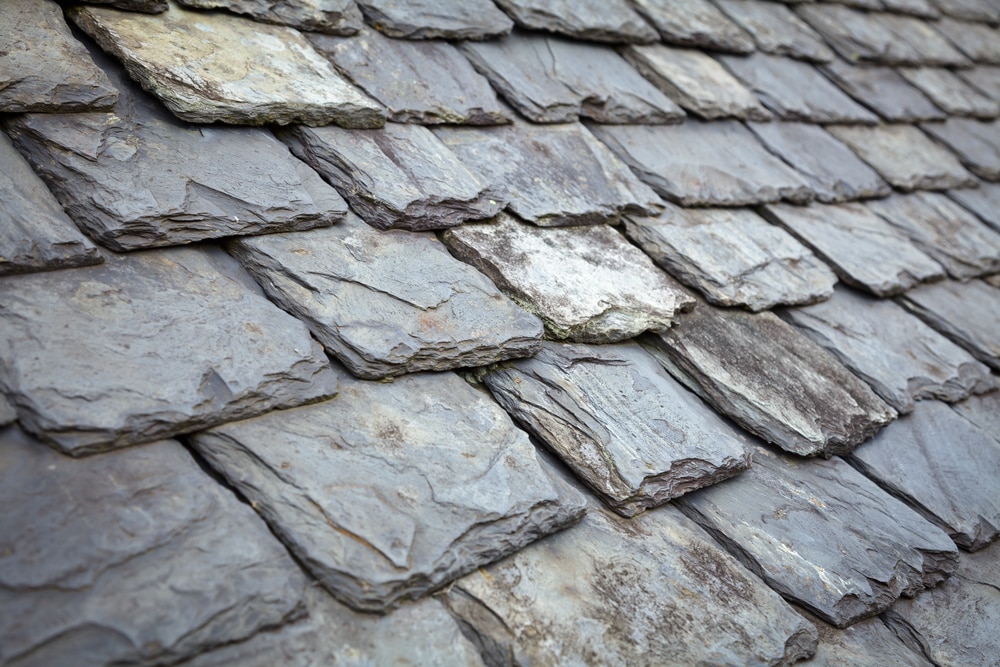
[0,428,307,667]
[191,371,587,613]
[0,397,15,427]
[353,0,512,39]
[800,611,933,667]
[820,60,947,122]
[951,390,1000,440]
[933,18,1000,63]
[898,67,1000,117]
[882,0,942,18]
[922,118,1000,180]
[78,0,168,10]
[713,0,835,62]
[177,0,363,34]
[959,64,1000,99]
[900,279,1000,370]
[632,0,756,53]
[930,0,1000,22]
[491,0,658,43]
[948,180,1000,231]
[0,246,338,455]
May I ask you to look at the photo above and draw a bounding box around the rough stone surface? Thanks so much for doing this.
[632,0,756,53]
[79,0,168,10]
[0,246,338,455]
[782,287,995,414]
[590,121,813,206]
[820,60,947,122]
[959,64,1000,99]
[948,180,1000,231]
[483,341,751,516]
[491,0,658,43]
[624,204,837,311]
[0,428,308,667]
[898,67,1000,117]
[191,370,587,613]
[799,611,933,667]
[434,123,662,226]
[934,18,1000,64]
[827,124,977,191]
[0,397,15,427]
[678,444,959,627]
[930,0,1000,22]
[69,2,384,127]
[622,45,772,120]
[442,214,695,343]
[177,0,363,34]
[922,118,1000,180]
[900,279,1000,371]
[353,0,512,39]
[883,0,942,19]
[951,390,1000,440]
[645,304,897,457]
[713,0,835,62]
[280,124,499,231]
[226,214,543,379]
[460,34,684,124]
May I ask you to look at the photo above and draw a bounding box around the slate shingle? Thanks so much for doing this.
[933,17,1000,63]
[959,64,1000,98]
[929,0,1000,23]
[713,0,835,62]
[176,0,364,34]
[491,0,659,43]
[353,0,512,39]
[899,279,1000,370]
[951,390,1000,439]
[800,610,934,667]
[922,118,1000,181]
[820,60,947,122]
[948,180,1000,231]
[631,0,756,52]
[898,67,1000,117]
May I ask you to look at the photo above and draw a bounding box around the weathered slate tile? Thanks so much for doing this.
[720,53,880,123]
[0,397,15,427]
[69,2,384,127]
[624,204,837,311]
[308,28,508,125]
[353,0,512,39]
[82,0,168,11]
[590,121,814,206]
[483,341,751,516]
[930,0,1000,22]
[176,0,363,34]
[0,0,118,113]
[645,304,897,457]
[632,0,756,53]
[820,60,947,122]
[951,390,1000,440]
[948,180,1000,231]
[0,427,307,667]
[898,67,1000,117]
[799,610,934,667]
[782,288,995,414]
[191,371,587,613]
[279,124,499,231]
[434,123,662,226]
[0,246,338,455]
[678,444,959,627]
[460,34,684,125]
[713,0,835,62]
[934,18,1000,64]
[490,0,658,43]
[882,0,942,19]
[622,45,772,120]
[959,64,1000,99]
[827,124,977,191]
[922,119,1000,181]
[747,121,891,203]
[226,215,543,380]
[442,214,695,343]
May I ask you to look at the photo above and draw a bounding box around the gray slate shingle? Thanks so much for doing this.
[922,118,1000,180]
[353,0,512,39]
[899,279,1000,370]
[632,0,756,53]
[898,67,1000,117]
[491,0,659,43]
[820,60,947,122]
[713,0,835,62]
[176,0,364,34]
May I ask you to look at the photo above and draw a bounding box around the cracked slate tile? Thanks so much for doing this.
[820,60,947,122]
[490,0,659,43]
[631,0,756,53]
[0,246,338,455]
[279,123,500,231]
[951,390,1000,440]
[898,67,1000,117]
[176,0,363,34]
[226,214,543,380]
[434,123,662,226]
[483,341,751,517]
[308,28,509,125]
[781,287,995,414]
[353,0,512,39]
[713,0,835,62]
[922,119,1000,181]
[929,0,1000,22]
[677,444,959,628]
[948,181,1000,231]
[442,214,695,343]
[0,0,118,113]
[460,33,684,124]
[0,427,308,667]
[624,204,837,311]
[933,18,1000,63]
[190,370,587,613]
[959,64,1000,99]
[69,1,384,127]
[590,121,813,206]
[644,303,897,457]
[799,610,934,667]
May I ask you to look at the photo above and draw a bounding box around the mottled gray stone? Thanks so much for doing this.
[951,390,1000,440]
[590,121,814,206]
[69,2,384,127]
[0,0,118,113]
[959,65,1000,99]
[0,397,15,427]
[460,34,684,124]
[0,246,338,455]
[898,67,1000,117]
[934,18,1000,64]
[930,0,1000,22]
[309,28,508,125]
[624,205,837,311]
[714,0,835,62]
[0,428,307,667]
[483,341,751,516]
[922,119,1000,181]
[799,611,934,667]
[191,371,587,613]
[434,123,662,226]
[882,0,942,18]
[491,0,658,43]
[949,181,1000,231]
[442,214,695,343]
[720,53,880,123]
[80,0,168,10]
[280,124,499,231]
[226,215,543,380]
[678,444,959,627]
[827,124,977,191]
[632,0,756,53]
[900,279,1000,371]
[177,0,363,33]
[622,45,772,120]
[782,288,995,414]
[353,0,512,39]
[820,60,947,122]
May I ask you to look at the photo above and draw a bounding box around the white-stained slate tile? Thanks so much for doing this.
[899,279,1000,370]
[898,67,1000,117]
[632,0,756,53]
[922,119,1000,181]
[490,0,659,43]
[176,0,363,34]
[948,180,1000,231]
[933,17,1000,63]
[713,0,835,62]
[353,0,512,39]
[820,60,947,122]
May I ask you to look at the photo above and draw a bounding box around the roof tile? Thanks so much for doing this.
[947,179,1000,230]
[898,67,1000,117]
[799,610,934,666]
[921,118,1000,180]
[958,64,1000,98]
[491,0,659,43]
[353,0,512,39]
[929,0,1000,23]
[176,0,364,34]
[951,389,1000,437]
[632,0,756,53]
[933,17,1000,63]
[713,0,836,62]
[820,60,947,122]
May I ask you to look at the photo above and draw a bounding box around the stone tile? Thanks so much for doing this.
[0,427,308,667]
[719,53,880,123]
[820,60,947,122]
[308,28,508,125]
[898,67,1000,117]
[713,0,835,62]
[900,279,1000,371]
[624,204,837,311]
[922,119,1000,181]
[866,192,1000,280]
[0,397,15,427]
[827,124,977,191]
[434,123,662,226]
[933,18,1000,64]
[83,0,168,10]
[491,0,659,43]
[951,390,1000,440]
[483,341,751,517]
[782,288,995,414]
[0,0,118,113]
[881,0,942,18]
[622,45,772,120]
[645,304,896,457]
[959,65,1000,99]
[442,214,695,343]
[930,0,1000,22]
[799,610,934,667]
[69,2,384,127]
[678,444,959,627]
[632,0,756,53]
[949,181,1000,231]
[0,246,338,455]
[190,370,587,613]
[226,215,543,380]
[747,121,891,203]
[590,121,813,206]
[279,124,499,231]
[176,0,363,34]
[353,0,512,39]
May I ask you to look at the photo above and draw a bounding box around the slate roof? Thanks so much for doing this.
[1,0,999,665]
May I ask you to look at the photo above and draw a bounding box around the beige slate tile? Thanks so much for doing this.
[491,0,659,43]
[898,67,1000,117]
[632,0,756,53]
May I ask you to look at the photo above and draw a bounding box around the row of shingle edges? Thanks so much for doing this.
[1,0,999,665]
